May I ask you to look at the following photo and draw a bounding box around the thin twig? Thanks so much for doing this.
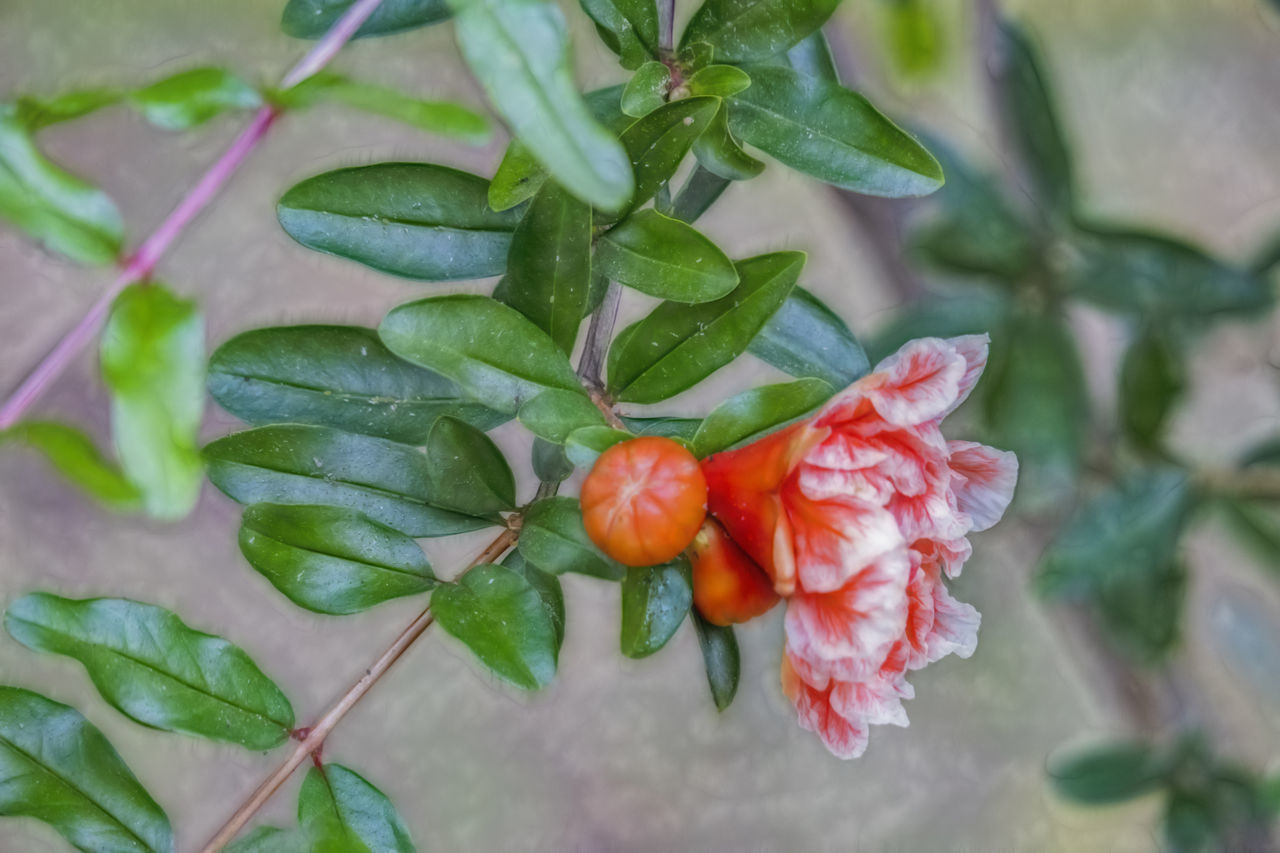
[0,0,388,431]
[658,0,676,55]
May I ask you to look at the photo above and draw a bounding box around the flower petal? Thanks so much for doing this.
[783,655,870,760]
[948,441,1018,532]
[863,338,968,427]
[783,482,906,594]
[941,334,990,417]
[830,674,914,728]
[925,583,981,663]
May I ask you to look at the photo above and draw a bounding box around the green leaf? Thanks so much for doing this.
[1047,740,1169,804]
[1119,324,1187,453]
[225,826,309,853]
[531,438,574,482]
[596,209,739,303]
[0,108,123,265]
[680,0,841,63]
[579,0,659,68]
[517,389,606,444]
[1163,791,1218,853]
[1219,499,1280,576]
[493,182,593,353]
[432,563,559,689]
[239,503,436,615]
[669,165,733,223]
[1096,558,1187,664]
[618,97,720,213]
[275,72,489,143]
[208,325,507,444]
[564,425,631,468]
[692,612,739,711]
[687,65,752,97]
[882,0,945,80]
[424,416,516,515]
[620,61,671,117]
[620,416,702,442]
[101,283,204,521]
[692,378,831,457]
[748,286,868,387]
[448,0,633,211]
[727,66,943,197]
[128,68,261,131]
[1063,224,1273,318]
[997,21,1074,211]
[298,764,415,853]
[5,594,294,749]
[14,89,124,130]
[518,496,625,580]
[204,424,494,536]
[608,251,802,403]
[0,422,140,510]
[277,163,520,281]
[378,294,586,414]
[282,0,450,38]
[866,286,1009,363]
[692,102,765,181]
[777,30,838,81]
[502,549,566,650]
[0,687,172,853]
[620,558,692,658]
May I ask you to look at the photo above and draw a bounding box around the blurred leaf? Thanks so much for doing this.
[494,182,593,353]
[0,108,124,264]
[518,389,606,444]
[1096,559,1187,664]
[432,563,559,690]
[1119,325,1187,453]
[449,0,633,211]
[378,294,586,414]
[579,0,660,68]
[14,89,124,129]
[620,558,692,658]
[867,287,1009,363]
[1250,228,1280,277]
[101,283,205,521]
[1217,499,1280,577]
[687,65,752,97]
[518,496,625,580]
[1047,740,1168,804]
[298,764,415,853]
[277,163,520,281]
[0,422,140,510]
[608,251,802,403]
[128,68,261,131]
[208,325,507,444]
[692,611,739,711]
[282,0,451,38]
[680,0,841,63]
[618,97,720,214]
[239,503,436,615]
[620,416,702,442]
[749,286,869,387]
[777,31,838,81]
[1164,791,1217,853]
[620,61,670,117]
[883,0,944,80]
[693,378,831,457]
[424,415,516,516]
[225,826,309,853]
[692,102,765,181]
[5,594,294,749]
[597,209,738,303]
[997,20,1074,211]
[531,437,574,482]
[670,165,733,223]
[564,425,631,469]
[0,687,172,853]
[727,66,943,197]
[502,551,566,651]
[204,424,494,536]
[276,72,489,142]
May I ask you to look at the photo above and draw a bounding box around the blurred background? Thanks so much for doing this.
[2,0,1280,850]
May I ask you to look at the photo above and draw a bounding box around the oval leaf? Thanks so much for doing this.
[748,286,869,388]
[692,101,765,181]
[240,503,436,615]
[276,73,489,143]
[1119,325,1187,453]
[996,21,1074,212]
[503,550,566,650]
[298,764,416,853]
[620,61,671,117]
[424,415,516,515]
[620,416,703,442]
[692,378,832,457]
[618,97,720,213]
[517,389,606,444]
[518,496,625,581]
[692,612,739,711]
[282,0,451,39]
[579,0,659,68]
[564,425,631,469]
[687,65,752,97]
[5,595,294,749]
[0,421,140,510]
[680,0,841,63]
[1047,740,1169,804]
[128,68,261,131]
[620,558,692,659]
[596,209,738,303]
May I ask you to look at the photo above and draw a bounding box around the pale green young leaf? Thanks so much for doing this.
[14,89,124,129]
[687,65,751,97]
[129,68,261,131]
[0,421,140,510]
[620,61,671,117]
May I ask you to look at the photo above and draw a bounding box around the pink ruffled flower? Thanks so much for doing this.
[700,335,1017,758]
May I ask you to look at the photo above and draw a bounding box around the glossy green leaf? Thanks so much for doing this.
[608,251,802,403]
[518,389,606,444]
[0,687,172,853]
[692,102,765,181]
[727,66,943,197]
[680,0,841,63]
[618,97,719,213]
[531,438,574,483]
[298,764,415,853]
[276,72,488,143]
[692,612,739,711]
[687,65,752,97]
[1048,740,1169,804]
[239,503,436,615]
[204,424,492,536]
[564,426,631,468]
[620,61,671,117]
[432,563,559,690]
[597,209,738,303]
[449,0,633,211]
[670,165,733,223]
[997,21,1074,211]
[282,0,450,38]
[620,557,692,658]
[502,551,566,651]
[749,286,869,387]
[14,89,124,129]
[883,0,944,80]
[128,68,261,131]
[517,496,625,580]
[424,416,515,515]
[777,30,838,80]
[378,294,586,414]
[579,0,659,68]
[692,378,831,457]
[0,108,123,264]
[5,594,294,749]
[277,164,520,281]
[0,422,140,509]
[1119,325,1187,453]
[620,416,702,442]
[101,283,204,521]
[493,182,592,353]
[208,325,507,444]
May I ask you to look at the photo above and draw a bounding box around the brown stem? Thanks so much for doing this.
[1198,466,1280,502]
[198,528,517,853]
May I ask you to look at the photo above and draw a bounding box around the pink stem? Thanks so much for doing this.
[0,0,387,431]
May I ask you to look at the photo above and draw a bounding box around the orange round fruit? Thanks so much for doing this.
[690,518,780,626]
[580,436,707,567]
